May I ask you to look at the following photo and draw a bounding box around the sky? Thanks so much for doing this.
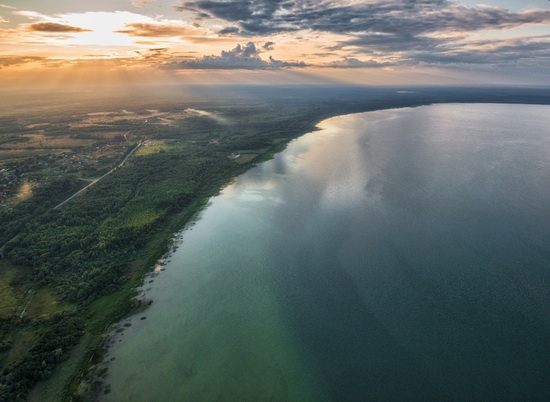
[0,0,549,88]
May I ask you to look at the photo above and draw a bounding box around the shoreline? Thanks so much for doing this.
[28,99,550,401]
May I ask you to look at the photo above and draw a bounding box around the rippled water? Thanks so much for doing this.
[101,104,550,401]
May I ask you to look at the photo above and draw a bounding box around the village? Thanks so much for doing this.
[0,142,128,207]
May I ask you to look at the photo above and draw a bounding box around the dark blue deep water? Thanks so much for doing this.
[103,104,550,401]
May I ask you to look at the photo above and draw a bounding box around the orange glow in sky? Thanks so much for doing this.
[0,0,549,88]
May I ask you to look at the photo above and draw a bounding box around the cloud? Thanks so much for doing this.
[2,0,547,81]
[331,33,448,54]
[176,0,285,23]
[26,22,92,33]
[334,32,550,68]
[231,41,259,57]
[175,0,294,34]
[218,26,240,34]
[172,0,550,73]
[175,0,550,69]
[134,47,170,60]
[116,22,195,37]
[267,56,307,68]
[0,55,46,68]
[7,11,195,48]
[409,35,550,65]
[177,1,550,36]
[325,57,394,68]
[13,10,53,20]
[131,0,153,7]
[163,41,306,69]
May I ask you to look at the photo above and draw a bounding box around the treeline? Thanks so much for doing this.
[0,176,83,246]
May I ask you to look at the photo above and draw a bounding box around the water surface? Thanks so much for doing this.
[102,104,550,401]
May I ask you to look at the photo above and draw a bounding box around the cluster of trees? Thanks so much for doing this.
[2,145,237,303]
[0,313,84,402]
[0,319,11,353]
[0,177,82,241]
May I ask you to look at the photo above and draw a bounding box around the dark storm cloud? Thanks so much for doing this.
[175,0,288,23]
[176,0,550,36]
[27,22,91,33]
[173,0,550,68]
[328,27,549,67]
[175,0,298,34]
[219,26,240,34]
[163,41,307,69]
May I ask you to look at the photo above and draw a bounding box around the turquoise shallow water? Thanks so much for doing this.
[102,104,550,401]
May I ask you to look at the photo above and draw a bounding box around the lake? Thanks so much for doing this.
[100,103,550,401]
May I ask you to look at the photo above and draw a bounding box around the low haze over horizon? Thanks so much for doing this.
[1,0,549,88]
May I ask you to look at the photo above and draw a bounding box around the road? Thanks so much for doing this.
[53,141,142,210]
